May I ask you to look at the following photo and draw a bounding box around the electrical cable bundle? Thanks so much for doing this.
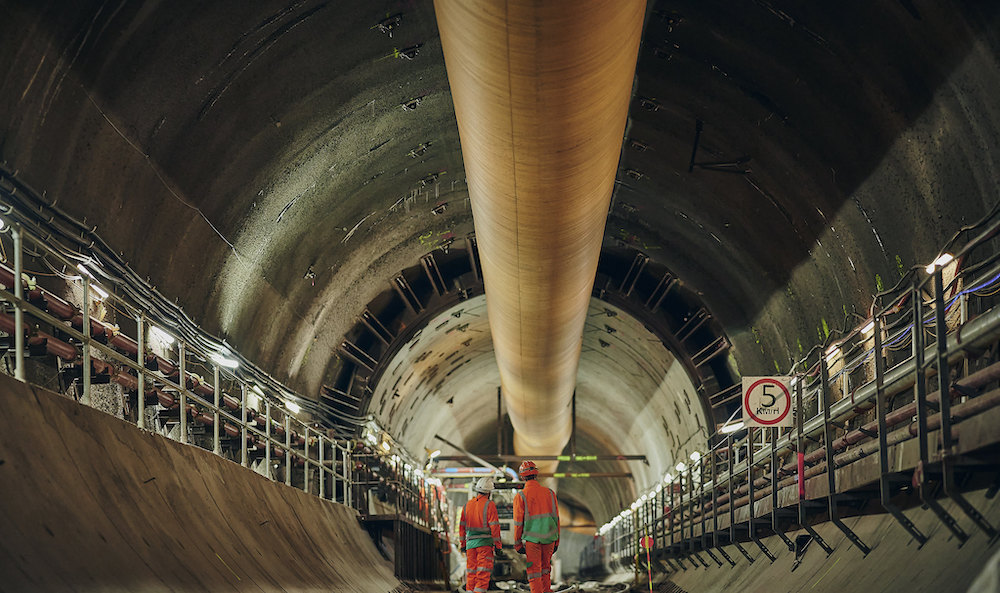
[0,167,367,433]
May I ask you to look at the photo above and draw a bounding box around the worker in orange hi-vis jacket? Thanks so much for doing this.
[513,461,560,593]
[459,477,502,593]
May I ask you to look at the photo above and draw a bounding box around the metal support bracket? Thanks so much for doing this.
[912,286,970,545]
[796,380,835,556]
[771,427,795,551]
[820,357,871,556]
[875,313,928,546]
[934,270,998,541]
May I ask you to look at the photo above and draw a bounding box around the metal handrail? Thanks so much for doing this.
[594,213,1000,569]
[0,221,356,507]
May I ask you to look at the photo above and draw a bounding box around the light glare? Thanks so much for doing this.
[211,352,239,369]
[720,421,745,434]
[925,253,954,274]
[150,325,175,345]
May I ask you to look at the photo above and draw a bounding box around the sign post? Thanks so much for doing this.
[742,376,793,428]
[641,534,653,592]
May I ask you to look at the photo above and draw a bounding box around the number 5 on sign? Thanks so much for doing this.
[742,376,793,427]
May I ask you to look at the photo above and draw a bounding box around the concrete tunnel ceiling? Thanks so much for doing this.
[2,0,1000,526]
[367,295,709,526]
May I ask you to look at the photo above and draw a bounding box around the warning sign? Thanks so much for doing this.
[742,376,793,427]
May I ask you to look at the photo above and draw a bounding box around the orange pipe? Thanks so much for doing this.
[435,0,645,461]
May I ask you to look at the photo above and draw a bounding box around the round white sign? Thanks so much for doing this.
[742,376,792,427]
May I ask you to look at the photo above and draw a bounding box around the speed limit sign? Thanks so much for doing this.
[742,376,793,427]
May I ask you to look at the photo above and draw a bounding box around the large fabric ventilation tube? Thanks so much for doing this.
[435,1,646,463]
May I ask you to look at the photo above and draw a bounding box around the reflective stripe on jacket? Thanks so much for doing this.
[513,480,559,546]
[459,494,501,550]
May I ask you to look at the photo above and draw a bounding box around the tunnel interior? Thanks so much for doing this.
[2,0,1000,588]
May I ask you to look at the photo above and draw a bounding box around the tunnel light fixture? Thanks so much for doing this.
[149,325,175,345]
[0,216,6,231]
[663,473,673,483]
[825,343,840,364]
[630,501,640,511]
[720,421,745,434]
[640,494,648,502]
[365,432,377,445]
[429,449,441,459]
[654,483,663,494]
[675,461,687,472]
[861,319,876,336]
[690,451,701,462]
[76,263,93,279]
[284,400,301,414]
[89,283,109,301]
[211,352,240,369]
[380,441,391,452]
[925,253,954,274]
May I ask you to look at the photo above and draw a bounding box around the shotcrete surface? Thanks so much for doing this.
[0,373,402,592]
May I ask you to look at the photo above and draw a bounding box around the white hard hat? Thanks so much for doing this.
[474,477,495,494]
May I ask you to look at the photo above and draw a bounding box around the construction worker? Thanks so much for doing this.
[513,461,559,593]
[459,477,501,593]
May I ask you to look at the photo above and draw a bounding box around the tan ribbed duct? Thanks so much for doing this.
[435,1,646,464]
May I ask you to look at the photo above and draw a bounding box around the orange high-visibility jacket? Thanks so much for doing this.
[460,494,501,550]
[513,480,559,547]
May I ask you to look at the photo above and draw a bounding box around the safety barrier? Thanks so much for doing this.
[0,219,356,503]
[588,206,1000,574]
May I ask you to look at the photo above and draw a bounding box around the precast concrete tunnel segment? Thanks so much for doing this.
[2,0,1000,591]
[434,0,647,465]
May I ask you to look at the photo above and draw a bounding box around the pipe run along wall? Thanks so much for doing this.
[434,0,646,461]
[0,373,401,592]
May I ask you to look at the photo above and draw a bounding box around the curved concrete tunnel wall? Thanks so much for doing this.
[368,296,709,524]
[2,0,1000,589]
[2,2,999,401]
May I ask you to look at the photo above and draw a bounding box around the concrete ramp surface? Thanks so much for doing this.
[0,374,403,592]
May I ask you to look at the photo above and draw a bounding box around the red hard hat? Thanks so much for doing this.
[518,460,539,479]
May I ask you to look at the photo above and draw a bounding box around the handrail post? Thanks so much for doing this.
[912,282,968,543]
[319,435,326,499]
[285,413,292,486]
[934,268,996,538]
[136,315,145,429]
[771,426,793,551]
[303,426,310,493]
[712,446,734,565]
[687,465,708,567]
[729,434,753,563]
[213,364,221,455]
[82,280,91,405]
[795,379,833,555]
[820,356,870,555]
[747,427,775,562]
[240,382,248,467]
[700,456,722,566]
[12,224,25,382]
[265,399,272,479]
[874,312,927,545]
[178,341,186,444]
